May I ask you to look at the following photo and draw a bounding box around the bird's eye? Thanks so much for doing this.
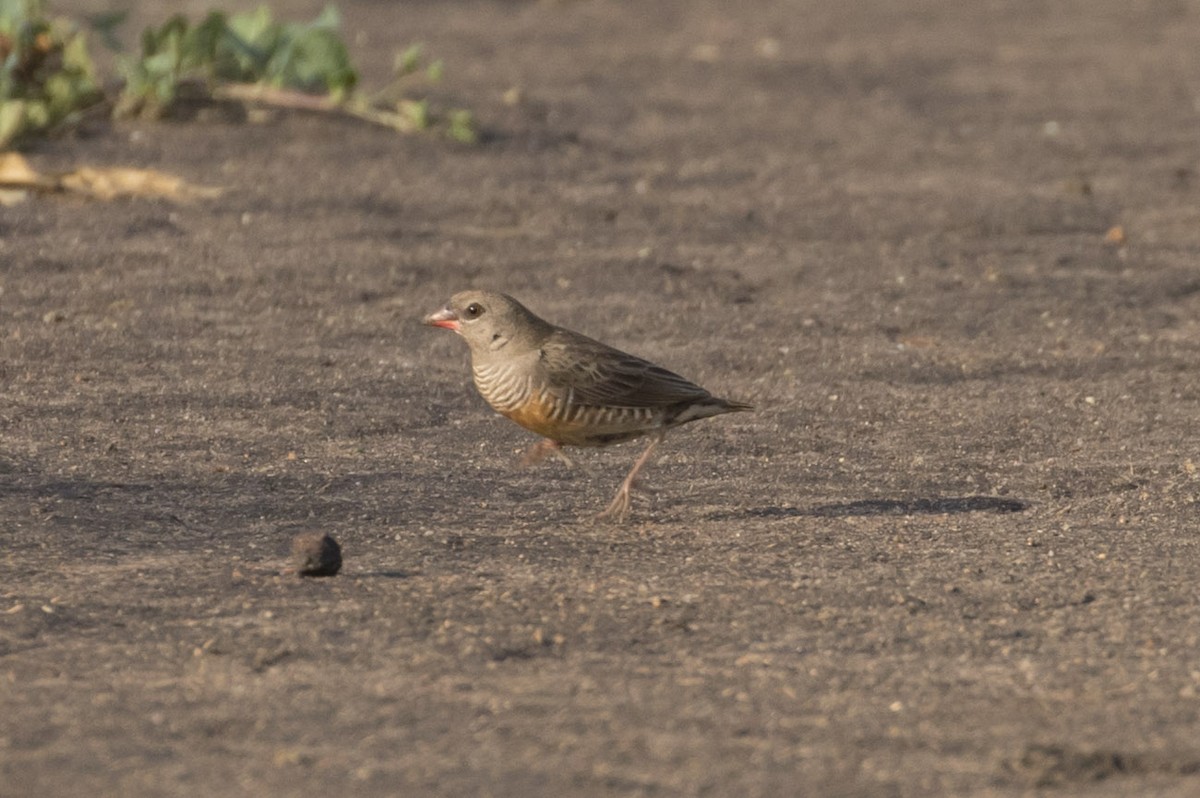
[465,302,484,318]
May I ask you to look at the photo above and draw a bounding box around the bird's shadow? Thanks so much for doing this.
[711,495,1029,520]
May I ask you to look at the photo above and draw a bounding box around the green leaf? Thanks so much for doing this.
[0,1,42,29]
[23,97,48,126]
[396,44,423,76]
[0,99,27,147]
[399,97,428,129]
[311,4,340,31]
[446,109,477,144]
[184,11,229,72]
[285,28,355,92]
[61,28,99,84]
[141,50,178,78]
[227,6,274,50]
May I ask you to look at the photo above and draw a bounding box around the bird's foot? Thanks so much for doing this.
[593,485,633,523]
[593,479,659,523]
[519,439,573,468]
[592,434,664,523]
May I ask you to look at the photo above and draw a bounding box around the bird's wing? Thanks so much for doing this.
[537,329,712,408]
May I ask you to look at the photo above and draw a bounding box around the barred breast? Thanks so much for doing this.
[472,361,662,447]
[472,361,533,413]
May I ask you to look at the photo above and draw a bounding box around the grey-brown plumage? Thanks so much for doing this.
[424,290,751,520]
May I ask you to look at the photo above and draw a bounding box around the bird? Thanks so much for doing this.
[423,290,752,520]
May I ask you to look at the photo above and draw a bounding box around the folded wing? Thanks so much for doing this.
[538,330,713,408]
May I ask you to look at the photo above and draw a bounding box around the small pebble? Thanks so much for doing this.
[291,532,342,577]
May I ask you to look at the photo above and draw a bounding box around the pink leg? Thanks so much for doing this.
[595,432,664,522]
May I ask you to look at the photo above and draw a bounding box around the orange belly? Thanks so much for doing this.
[500,398,650,447]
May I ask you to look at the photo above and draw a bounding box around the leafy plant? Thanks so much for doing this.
[0,2,476,148]
[113,5,474,142]
[0,0,102,148]
[115,5,358,118]
[346,42,477,142]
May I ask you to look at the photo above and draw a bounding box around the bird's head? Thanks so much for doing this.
[424,290,551,355]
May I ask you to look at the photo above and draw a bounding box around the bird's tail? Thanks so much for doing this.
[670,396,753,425]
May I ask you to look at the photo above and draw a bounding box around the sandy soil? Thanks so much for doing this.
[4,1,1200,795]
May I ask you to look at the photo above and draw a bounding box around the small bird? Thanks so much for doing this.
[424,290,752,520]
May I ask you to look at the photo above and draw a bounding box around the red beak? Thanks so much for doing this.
[423,306,461,332]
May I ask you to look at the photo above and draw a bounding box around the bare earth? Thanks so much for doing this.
[4,1,1200,795]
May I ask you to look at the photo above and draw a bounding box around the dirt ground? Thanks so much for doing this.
[4,0,1200,795]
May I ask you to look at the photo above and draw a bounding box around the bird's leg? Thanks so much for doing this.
[519,438,574,468]
[595,432,665,522]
